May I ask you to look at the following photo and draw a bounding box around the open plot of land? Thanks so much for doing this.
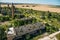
[16,5,60,13]
[1,4,60,13]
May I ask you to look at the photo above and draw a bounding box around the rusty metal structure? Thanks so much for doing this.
[11,3,14,19]
[7,4,9,8]
[0,3,1,13]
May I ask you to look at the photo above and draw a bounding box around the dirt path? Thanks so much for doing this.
[38,31,60,40]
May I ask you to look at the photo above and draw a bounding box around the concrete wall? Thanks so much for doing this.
[14,22,45,36]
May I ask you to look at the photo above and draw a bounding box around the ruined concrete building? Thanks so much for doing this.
[7,22,45,40]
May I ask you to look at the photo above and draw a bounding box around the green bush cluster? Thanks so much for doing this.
[0,26,7,40]
[45,23,59,34]
[11,18,37,27]
[14,14,25,19]
[0,15,10,22]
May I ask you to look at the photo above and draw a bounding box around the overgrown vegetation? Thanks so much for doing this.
[0,7,60,40]
[0,26,7,40]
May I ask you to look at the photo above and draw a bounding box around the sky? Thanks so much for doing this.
[0,0,60,5]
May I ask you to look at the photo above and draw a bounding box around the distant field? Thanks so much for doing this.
[1,4,60,13]
[49,5,60,8]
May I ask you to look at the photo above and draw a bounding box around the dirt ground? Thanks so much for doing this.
[1,4,60,13]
